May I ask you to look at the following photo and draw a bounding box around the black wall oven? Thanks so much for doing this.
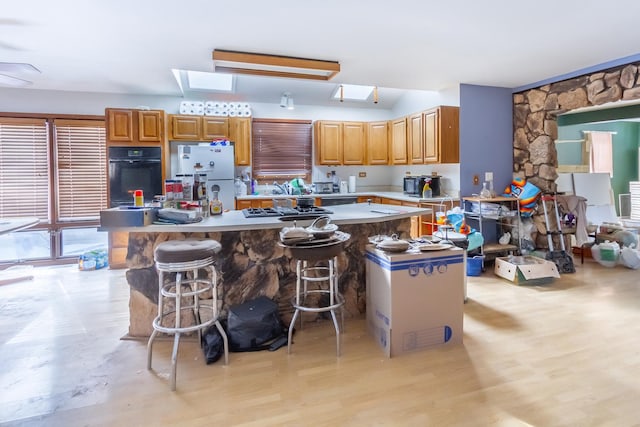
[108,146,162,207]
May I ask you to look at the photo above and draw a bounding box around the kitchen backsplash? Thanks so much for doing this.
[313,164,460,196]
[235,164,461,196]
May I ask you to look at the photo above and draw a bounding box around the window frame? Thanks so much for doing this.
[0,112,106,266]
[251,118,313,183]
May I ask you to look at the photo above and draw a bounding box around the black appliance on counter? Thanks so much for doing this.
[403,175,441,197]
[108,146,162,207]
[242,206,333,218]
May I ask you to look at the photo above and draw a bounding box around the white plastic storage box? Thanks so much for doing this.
[494,255,560,285]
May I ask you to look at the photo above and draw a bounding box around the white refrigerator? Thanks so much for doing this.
[177,144,235,210]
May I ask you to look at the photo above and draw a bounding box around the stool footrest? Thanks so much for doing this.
[160,279,213,299]
[152,305,217,334]
[292,289,345,313]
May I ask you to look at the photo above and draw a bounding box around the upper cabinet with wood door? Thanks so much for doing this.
[137,110,164,142]
[230,117,251,166]
[342,121,366,165]
[423,106,459,164]
[168,115,230,141]
[202,117,229,140]
[106,108,165,145]
[169,115,202,140]
[314,121,342,165]
[366,121,389,165]
[389,117,408,165]
[314,121,365,165]
[407,112,424,164]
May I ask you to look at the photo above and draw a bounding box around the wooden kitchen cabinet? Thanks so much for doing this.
[137,110,164,142]
[314,120,366,165]
[402,200,420,238]
[169,115,229,141]
[342,121,366,165]
[106,108,165,145]
[235,199,252,210]
[230,117,252,166]
[423,106,459,164]
[366,121,389,165]
[107,109,133,142]
[380,197,403,206]
[169,115,202,140]
[108,231,129,269]
[202,117,229,140]
[358,196,381,204]
[314,121,343,165]
[407,112,424,164]
[389,117,408,164]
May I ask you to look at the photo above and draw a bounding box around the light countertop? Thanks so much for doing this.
[99,203,432,233]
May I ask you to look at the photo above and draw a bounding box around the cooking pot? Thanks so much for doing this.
[297,196,315,208]
[375,234,410,253]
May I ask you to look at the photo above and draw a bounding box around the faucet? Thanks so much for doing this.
[272,181,288,195]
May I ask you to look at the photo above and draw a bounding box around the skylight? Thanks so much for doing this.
[186,70,234,91]
[332,84,375,101]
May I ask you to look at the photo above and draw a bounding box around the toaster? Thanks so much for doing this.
[313,182,334,194]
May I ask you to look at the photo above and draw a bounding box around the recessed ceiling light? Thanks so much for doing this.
[333,84,375,101]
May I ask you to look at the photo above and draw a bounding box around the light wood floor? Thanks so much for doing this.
[0,260,639,427]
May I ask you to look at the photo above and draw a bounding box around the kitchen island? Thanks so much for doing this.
[103,203,431,337]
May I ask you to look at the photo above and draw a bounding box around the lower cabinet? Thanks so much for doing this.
[108,231,129,270]
[357,196,381,204]
[235,198,298,210]
[401,200,420,238]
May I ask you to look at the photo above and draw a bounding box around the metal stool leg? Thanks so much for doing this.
[170,332,181,391]
[147,270,165,370]
[330,309,341,357]
[287,309,300,354]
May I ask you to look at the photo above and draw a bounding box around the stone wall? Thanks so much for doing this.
[512,62,640,246]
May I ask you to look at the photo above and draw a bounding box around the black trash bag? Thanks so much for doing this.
[201,322,226,364]
[227,296,287,352]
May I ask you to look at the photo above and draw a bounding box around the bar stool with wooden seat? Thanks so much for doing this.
[147,239,228,391]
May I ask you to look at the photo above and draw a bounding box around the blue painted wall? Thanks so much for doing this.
[459,84,513,198]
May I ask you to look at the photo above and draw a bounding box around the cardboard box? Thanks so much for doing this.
[494,255,560,285]
[100,207,157,227]
[365,245,464,357]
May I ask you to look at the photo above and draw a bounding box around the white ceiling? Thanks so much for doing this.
[2,0,640,109]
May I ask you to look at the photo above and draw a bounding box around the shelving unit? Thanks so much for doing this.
[462,196,522,262]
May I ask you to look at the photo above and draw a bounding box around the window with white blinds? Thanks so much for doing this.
[252,119,312,181]
[54,119,107,221]
[0,118,50,220]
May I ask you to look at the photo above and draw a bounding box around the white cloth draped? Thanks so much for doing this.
[587,131,613,177]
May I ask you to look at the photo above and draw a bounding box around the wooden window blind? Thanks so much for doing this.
[53,119,107,221]
[0,117,50,220]
[252,119,312,181]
